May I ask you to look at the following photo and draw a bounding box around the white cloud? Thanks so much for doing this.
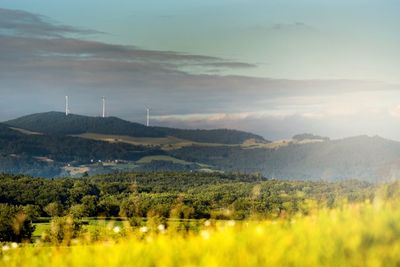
[2,8,400,141]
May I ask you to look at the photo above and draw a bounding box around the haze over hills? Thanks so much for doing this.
[171,135,400,182]
[2,112,400,181]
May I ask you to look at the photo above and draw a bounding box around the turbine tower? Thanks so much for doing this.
[146,107,150,127]
[102,96,106,118]
[65,96,70,116]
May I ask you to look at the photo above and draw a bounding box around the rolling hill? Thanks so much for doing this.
[5,112,267,145]
[170,135,400,181]
[4,112,400,181]
[0,123,163,177]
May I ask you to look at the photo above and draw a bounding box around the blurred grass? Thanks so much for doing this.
[32,223,50,238]
[33,218,202,238]
[3,199,400,267]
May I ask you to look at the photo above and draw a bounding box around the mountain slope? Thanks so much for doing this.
[0,123,162,177]
[170,135,400,181]
[5,112,164,137]
[5,112,267,144]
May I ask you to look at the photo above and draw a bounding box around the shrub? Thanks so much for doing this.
[0,204,35,242]
[42,216,82,245]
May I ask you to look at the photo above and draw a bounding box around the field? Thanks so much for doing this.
[75,133,239,150]
[2,200,400,267]
[32,219,126,239]
[76,132,325,151]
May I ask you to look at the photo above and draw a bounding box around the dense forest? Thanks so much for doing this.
[0,171,382,242]
[0,172,374,220]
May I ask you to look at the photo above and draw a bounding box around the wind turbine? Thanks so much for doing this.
[102,96,106,118]
[65,96,70,116]
[146,107,150,127]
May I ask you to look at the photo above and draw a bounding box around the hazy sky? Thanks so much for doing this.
[1,1,400,140]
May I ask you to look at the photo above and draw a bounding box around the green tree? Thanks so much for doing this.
[81,195,98,216]
[42,216,82,245]
[68,204,88,219]
[22,205,41,222]
[44,202,63,217]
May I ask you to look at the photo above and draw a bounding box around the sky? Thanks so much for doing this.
[0,0,400,140]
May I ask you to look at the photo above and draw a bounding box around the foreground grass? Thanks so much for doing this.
[2,200,400,267]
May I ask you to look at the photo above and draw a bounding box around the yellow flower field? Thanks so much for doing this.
[2,199,400,267]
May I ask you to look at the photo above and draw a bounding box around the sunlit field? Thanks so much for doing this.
[2,198,400,267]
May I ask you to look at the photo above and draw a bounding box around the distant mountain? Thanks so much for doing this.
[170,135,400,182]
[5,112,267,144]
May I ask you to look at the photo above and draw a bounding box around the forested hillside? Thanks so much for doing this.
[0,124,162,176]
[6,112,266,144]
[6,112,165,137]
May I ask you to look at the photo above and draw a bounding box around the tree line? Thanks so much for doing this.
[0,171,380,242]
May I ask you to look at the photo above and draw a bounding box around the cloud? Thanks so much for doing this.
[1,8,400,140]
[191,62,257,69]
[152,109,400,141]
[0,8,256,69]
[0,8,101,38]
[0,8,391,99]
[0,33,397,121]
[0,8,391,103]
[246,22,316,34]
[151,112,320,139]
[390,105,400,118]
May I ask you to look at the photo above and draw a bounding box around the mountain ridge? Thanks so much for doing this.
[5,111,268,145]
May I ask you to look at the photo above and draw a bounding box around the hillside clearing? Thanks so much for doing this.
[74,133,240,150]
